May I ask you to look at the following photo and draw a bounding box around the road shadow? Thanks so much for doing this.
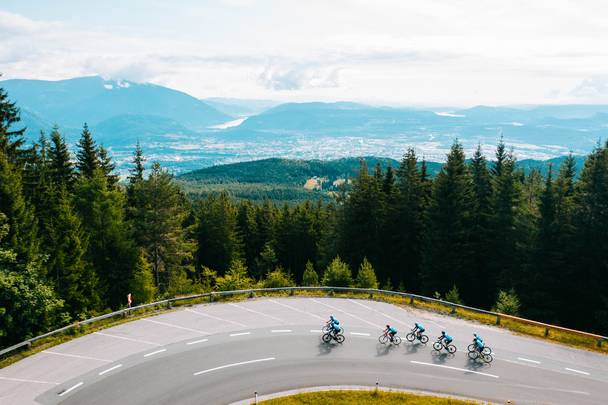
[317,340,342,356]
[404,342,424,355]
[464,355,492,371]
[430,351,454,364]
[375,342,399,357]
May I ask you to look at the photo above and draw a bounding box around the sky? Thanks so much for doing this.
[1,0,608,106]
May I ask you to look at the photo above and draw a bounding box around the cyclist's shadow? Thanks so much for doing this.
[404,342,424,355]
[464,356,491,371]
[318,340,341,356]
[431,351,454,364]
[375,343,398,357]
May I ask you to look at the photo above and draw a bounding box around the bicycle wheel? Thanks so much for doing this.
[393,336,402,345]
[468,350,479,360]
[467,343,476,352]
[379,335,389,344]
[483,353,493,363]
[482,346,492,355]
[447,344,457,354]
[335,334,345,344]
[420,334,429,344]
[322,325,330,333]
[433,342,442,351]
[322,333,332,343]
[406,333,415,342]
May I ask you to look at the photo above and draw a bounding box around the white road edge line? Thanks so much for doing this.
[310,298,382,329]
[517,357,541,364]
[229,303,285,323]
[185,308,247,328]
[94,332,161,346]
[98,364,123,376]
[194,357,275,376]
[350,332,371,336]
[410,360,499,379]
[565,367,590,376]
[187,338,209,345]
[0,376,59,385]
[143,349,167,357]
[142,319,209,335]
[42,350,112,363]
[271,329,292,333]
[58,381,83,396]
[230,332,251,337]
[268,299,325,321]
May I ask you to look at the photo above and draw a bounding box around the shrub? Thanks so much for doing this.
[302,261,319,286]
[322,256,353,287]
[493,289,520,315]
[216,259,254,291]
[444,284,463,305]
[263,266,294,288]
[130,251,157,304]
[355,257,378,289]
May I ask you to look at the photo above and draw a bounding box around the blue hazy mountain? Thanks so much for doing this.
[203,97,280,117]
[1,76,230,136]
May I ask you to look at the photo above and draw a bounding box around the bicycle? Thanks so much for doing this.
[322,327,345,344]
[467,343,492,355]
[379,331,402,345]
[405,327,429,344]
[433,336,456,354]
[468,347,493,363]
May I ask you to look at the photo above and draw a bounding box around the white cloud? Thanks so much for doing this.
[258,65,341,91]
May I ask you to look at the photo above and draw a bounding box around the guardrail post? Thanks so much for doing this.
[167,300,172,309]
[598,339,604,348]
[450,305,456,315]
[409,296,414,305]
[544,327,550,337]
[249,291,256,298]
[254,391,258,404]
[495,315,501,326]
[289,289,295,296]
[209,293,215,303]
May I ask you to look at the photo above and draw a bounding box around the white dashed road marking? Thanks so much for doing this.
[187,338,209,345]
[98,364,122,376]
[94,332,161,346]
[310,329,322,333]
[350,332,371,336]
[58,381,83,396]
[229,303,284,323]
[268,299,325,321]
[0,376,58,385]
[185,308,247,328]
[43,350,112,363]
[142,319,209,335]
[230,332,251,337]
[565,367,590,376]
[517,357,541,364]
[194,357,276,376]
[310,298,382,329]
[271,329,292,333]
[410,360,499,378]
[143,349,167,358]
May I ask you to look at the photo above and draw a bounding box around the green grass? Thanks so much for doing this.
[258,390,482,404]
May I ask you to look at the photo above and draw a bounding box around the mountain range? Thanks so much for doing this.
[1,76,606,174]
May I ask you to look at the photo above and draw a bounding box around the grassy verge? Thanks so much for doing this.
[258,390,482,404]
[1,288,606,369]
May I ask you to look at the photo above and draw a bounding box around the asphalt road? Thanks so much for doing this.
[1,297,607,405]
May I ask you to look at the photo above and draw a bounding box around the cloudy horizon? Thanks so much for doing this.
[2,0,608,107]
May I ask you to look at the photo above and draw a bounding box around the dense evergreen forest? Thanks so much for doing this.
[1,85,608,347]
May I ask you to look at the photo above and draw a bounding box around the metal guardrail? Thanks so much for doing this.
[1,287,607,359]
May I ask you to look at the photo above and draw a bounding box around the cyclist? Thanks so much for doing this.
[327,315,341,335]
[384,324,398,342]
[413,322,425,339]
[440,330,453,346]
[473,333,485,353]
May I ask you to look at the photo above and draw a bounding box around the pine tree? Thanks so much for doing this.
[355,257,378,289]
[49,126,75,190]
[422,141,474,296]
[98,145,119,188]
[74,170,138,308]
[0,150,39,262]
[0,85,26,164]
[129,141,146,184]
[302,260,319,286]
[46,188,100,316]
[322,256,353,287]
[76,123,99,178]
[129,250,157,305]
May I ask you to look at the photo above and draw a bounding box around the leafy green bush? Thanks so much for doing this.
[263,267,294,288]
[493,289,520,315]
[216,259,254,291]
[322,256,353,287]
[444,284,463,305]
[302,261,319,286]
[355,257,378,289]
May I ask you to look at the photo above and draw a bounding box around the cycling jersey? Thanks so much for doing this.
[388,327,397,335]
[415,323,425,333]
[443,334,453,343]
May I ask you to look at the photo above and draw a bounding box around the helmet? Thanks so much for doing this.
[386,324,390,328]
[330,315,335,320]
[441,331,446,335]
